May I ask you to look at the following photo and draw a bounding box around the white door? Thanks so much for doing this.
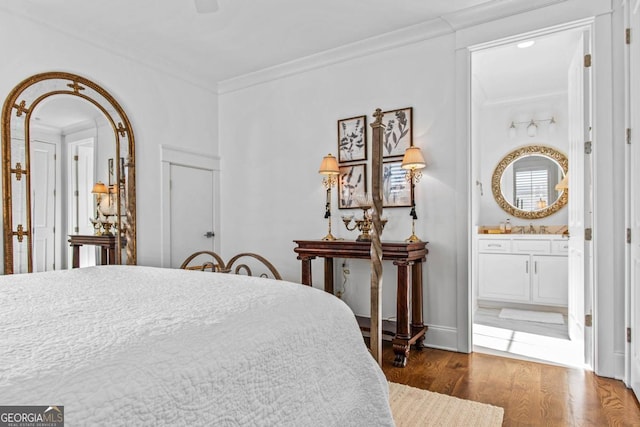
[68,139,96,268]
[628,0,640,399]
[31,140,56,272]
[567,31,593,366]
[169,164,215,268]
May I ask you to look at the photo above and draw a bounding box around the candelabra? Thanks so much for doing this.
[318,154,340,241]
[401,146,426,243]
[342,195,387,242]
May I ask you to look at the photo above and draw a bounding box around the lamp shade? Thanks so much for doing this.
[555,173,569,191]
[401,146,426,170]
[318,154,339,175]
[91,181,108,194]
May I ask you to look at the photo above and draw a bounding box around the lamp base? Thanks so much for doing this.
[321,232,339,241]
[405,234,421,243]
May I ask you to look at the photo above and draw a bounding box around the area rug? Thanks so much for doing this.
[499,308,564,324]
[389,382,504,427]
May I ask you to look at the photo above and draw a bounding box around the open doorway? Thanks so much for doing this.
[469,23,594,369]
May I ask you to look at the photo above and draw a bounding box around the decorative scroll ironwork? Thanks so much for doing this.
[14,224,26,243]
[66,81,85,93]
[117,122,127,138]
[11,162,25,181]
[13,100,29,117]
[180,250,283,281]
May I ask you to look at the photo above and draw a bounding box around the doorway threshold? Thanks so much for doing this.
[473,322,587,369]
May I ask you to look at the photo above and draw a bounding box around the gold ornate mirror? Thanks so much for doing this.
[491,145,568,220]
[1,72,136,273]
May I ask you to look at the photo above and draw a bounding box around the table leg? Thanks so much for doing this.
[298,256,314,286]
[72,245,81,268]
[107,246,116,265]
[411,260,426,350]
[100,246,109,265]
[324,257,334,295]
[392,260,411,367]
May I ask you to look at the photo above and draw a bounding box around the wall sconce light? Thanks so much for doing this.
[508,116,557,138]
[318,153,340,241]
[401,146,426,243]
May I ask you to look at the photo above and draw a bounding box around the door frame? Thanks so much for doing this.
[160,144,220,268]
[624,0,640,394]
[465,19,597,368]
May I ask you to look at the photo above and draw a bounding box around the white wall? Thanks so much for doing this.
[220,34,460,348]
[477,93,569,226]
[0,10,219,269]
[220,0,625,372]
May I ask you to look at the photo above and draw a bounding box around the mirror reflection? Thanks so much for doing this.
[501,154,564,211]
[491,145,568,219]
[1,72,136,274]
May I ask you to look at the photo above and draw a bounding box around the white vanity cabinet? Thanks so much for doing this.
[477,235,568,307]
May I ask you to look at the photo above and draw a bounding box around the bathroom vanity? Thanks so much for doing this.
[477,233,568,307]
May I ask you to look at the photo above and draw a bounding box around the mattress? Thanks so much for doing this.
[0,265,394,426]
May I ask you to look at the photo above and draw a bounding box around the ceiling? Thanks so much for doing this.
[1,0,566,91]
[32,96,105,132]
[472,28,583,101]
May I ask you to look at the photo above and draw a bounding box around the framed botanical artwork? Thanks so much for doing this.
[382,160,412,208]
[382,107,412,158]
[108,157,125,186]
[337,115,367,163]
[338,163,367,209]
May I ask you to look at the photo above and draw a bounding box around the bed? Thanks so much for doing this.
[0,265,394,426]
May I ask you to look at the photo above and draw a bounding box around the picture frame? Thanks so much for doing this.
[382,107,413,158]
[337,115,367,163]
[108,157,125,186]
[382,160,412,208]
[338,163,367,209]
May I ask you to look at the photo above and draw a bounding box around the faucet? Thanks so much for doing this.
[528,223,536,234]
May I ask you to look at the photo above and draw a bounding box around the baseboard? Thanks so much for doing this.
[423,324,459,352]
[614,351,626,381]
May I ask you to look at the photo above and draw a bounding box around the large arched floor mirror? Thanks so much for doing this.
[1,72,136,273]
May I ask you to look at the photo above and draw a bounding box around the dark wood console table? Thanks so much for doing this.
[293,239,428,367]
[69,235,124,268]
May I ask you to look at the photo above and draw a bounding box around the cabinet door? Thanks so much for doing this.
[532,255,568,306]
[478,253,530,302]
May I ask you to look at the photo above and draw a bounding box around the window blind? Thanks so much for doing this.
[514,169,549,210]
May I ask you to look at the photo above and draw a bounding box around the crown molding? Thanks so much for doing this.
[441,0,568,30]
[217,17,453,95]
[217,0,570,95]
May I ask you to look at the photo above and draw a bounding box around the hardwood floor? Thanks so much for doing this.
[380,343,640,426]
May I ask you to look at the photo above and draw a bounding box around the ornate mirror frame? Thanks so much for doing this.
[491,145,568,220]
[1,72,136,273]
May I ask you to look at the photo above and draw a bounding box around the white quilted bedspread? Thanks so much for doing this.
[0,266,394,426]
